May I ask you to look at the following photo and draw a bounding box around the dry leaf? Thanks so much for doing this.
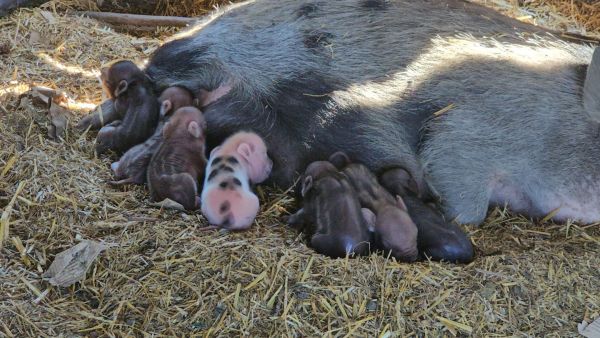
[28,86,54,107]
[20,87,73,141]
[47,99,71,141]
[42,240,109,287]
[579,318,600,338]
[149,198,186,211]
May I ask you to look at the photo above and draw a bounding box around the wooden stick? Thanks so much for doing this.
[77,11,196,27]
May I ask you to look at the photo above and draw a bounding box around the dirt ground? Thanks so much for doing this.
[0,0,599,337]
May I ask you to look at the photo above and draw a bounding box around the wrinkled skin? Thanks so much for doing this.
[288,161,371,258]
[95,61,160,155]
[379,168,475,263]
[110,86,195,185]
[330,153,418,262]
[147,106,207,210]
[200,132,272,230]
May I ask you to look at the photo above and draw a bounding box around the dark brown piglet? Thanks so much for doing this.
[147,106,207,210]
[288,161,371,258]
[379,168,474,263]
[110,86,195,185]
[95,60,160,155]
[329,152,419,262]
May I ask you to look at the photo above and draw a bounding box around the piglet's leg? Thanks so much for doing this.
[379,167,474,263]
[77,99,119,131]
[108,177,138,186]
[286,208,306,230]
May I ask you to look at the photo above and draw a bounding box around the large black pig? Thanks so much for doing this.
[84,0,600,261]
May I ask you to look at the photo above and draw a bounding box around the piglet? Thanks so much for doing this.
[379,168,474,263]
[200,131,273,230]
[329,151,419,262]
[95,60,160,155]
[110,86,195,185]
[147,106,207,210]
[287,160,372,258]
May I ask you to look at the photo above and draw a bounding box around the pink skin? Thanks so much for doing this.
[200,177,260,231]
[210,131,273,184]
[199,131,272,230]
[365,196,419,261]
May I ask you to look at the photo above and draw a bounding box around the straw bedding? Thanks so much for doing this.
[0,0,599,336]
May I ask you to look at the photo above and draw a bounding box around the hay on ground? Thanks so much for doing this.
[1,1,599,337]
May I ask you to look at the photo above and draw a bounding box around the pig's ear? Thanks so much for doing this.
[395,195,408,211]
[162,121,171,138]
[187,121,202,138]
[237,142,253,161]
[160,99,172,118]
[584,47,600,122]
[361,208,376,232]
[210,145,222,158]
[301,175,313,197]
[328,151,350,170]
[115,80,128,97]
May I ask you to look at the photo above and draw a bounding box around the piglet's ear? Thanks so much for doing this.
[187,121,202,138]
[237,142,253,161]
[328,151,350,170]
[162,121,173,138]
[115,80,128,97]
[210,145,222,158]
[395,195,408,211]
[361,208,376,232]
[301,175,313,197]
[160,99,172,118]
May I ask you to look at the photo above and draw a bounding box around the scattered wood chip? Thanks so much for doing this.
[149,198,185,211]
[579,317,600,338]
[42,240,110,287]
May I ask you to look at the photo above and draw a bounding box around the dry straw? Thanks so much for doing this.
[0,0,599,336]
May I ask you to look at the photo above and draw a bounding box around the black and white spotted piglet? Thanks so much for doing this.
[200,131,272,230]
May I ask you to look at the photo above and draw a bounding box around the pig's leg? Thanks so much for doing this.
[77,99,119,131]
[286,208,306,230]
